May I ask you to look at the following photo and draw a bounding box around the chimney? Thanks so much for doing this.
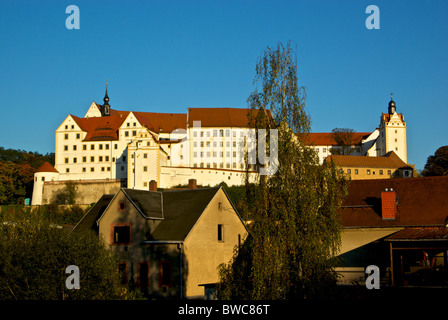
[381,188,397,219]
[188,179,197,190]
[149,180,157,191]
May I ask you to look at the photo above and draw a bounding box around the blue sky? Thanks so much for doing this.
[0,0,447,171]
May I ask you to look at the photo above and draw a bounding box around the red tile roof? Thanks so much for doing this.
[71,114,128,141]
[340,176,448,228]
[386,227,448,241]
[133,111,187,133]
[325,151,410,168]
[304,132,371,146]
[187,107,272,128]
[36,162,58,173]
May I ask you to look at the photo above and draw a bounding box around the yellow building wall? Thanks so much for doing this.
[183,188,248,298]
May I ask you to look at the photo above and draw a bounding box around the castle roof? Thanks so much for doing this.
[304,132,371,146]
[187,107,272,128]
[36,162,58,173]
[325,151,410,168]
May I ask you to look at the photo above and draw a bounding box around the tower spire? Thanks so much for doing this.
[102,81,110,116]
[388,92,396,114]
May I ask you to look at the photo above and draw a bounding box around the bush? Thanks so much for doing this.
[0,214,134,300]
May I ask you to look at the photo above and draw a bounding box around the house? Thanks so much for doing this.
[73,180,249,299]
[325,151,414,180]
[336,176,448,287]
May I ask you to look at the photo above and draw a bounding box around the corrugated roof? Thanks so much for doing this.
[341,176,448,228]
[325,151,410,168]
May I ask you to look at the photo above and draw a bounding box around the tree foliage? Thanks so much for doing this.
[218,42,348,300]
[0,147,55,205]
[421,145,448,177]
[0,214,134,300]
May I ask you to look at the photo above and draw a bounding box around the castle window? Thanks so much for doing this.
[83,145,87,151]
[76,133,80,139]
[42,177,45,181]
[99,144,103,150]
[65,158,69,164]
[132,131,137,136]
[73,157,77,163]
[64,145,68,151]
[90,167,94,172]
[90,156,94,162]
[125,131,129,137]
[66,168,70,173]
[143,166,148,172]
[64,134,68,140]
[99,156,103,162]
[82,167,86,172]
[114,144,118,149]
[73,145,77,151]
[91,144,95,150]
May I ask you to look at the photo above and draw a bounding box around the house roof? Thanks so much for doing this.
[187,107,272,128]
[304,132,371,146]
[385,227,448,241]
[36,162,58,173]
[122,188,163,219]
[325,151,410,168]
[340,176,448,228]
[72,194,115,233]
[149,187,221,241]
[73,187,225,242]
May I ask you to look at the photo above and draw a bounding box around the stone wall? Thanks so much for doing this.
[42,179,122,205]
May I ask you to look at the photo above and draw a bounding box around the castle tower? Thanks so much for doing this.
[31,162,59,205]
[377,94,407,163]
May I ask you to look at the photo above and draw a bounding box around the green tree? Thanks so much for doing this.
[421,146,448,176]
[0,214,133,300]
[218,42,348,300]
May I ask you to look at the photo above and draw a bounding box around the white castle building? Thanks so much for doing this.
[31,89,408,205]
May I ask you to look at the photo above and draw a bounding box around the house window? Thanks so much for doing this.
[379,170,383,175]
[159,261,172,287]
[90,156,95,162]
[143,166,148,172]
[90,167,94,172]
[132,131,137,136]
[82,167,86,173]
[73,145,77,151]
[138,262,149,287]
[64,145,68,151]
[111,224,131,245]
[114,144,118,150]
[367,169,371,175]
[218,224,224,242]
[66,168,70,173]
[99,144,103,150]
[118,262,127,285]
[73,157,77,163]
[388,170,392,175]
[65,158,69,164]
[118,201,126,211]
[125,131,129,137]
[347,169,351,174]
[83,144,87,151]
[105,144,109,150]
[355,169,358,175]
[91,144,95,150]
[64,134,68,140]
[218,202,222,211]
